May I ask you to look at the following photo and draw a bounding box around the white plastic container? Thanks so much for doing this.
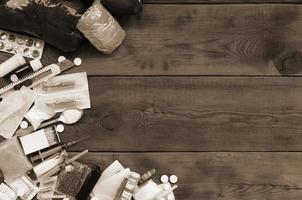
[0,54,26,77]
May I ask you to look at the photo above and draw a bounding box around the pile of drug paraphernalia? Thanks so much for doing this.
[0,0,178,200]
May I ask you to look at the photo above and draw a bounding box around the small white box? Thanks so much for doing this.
[19,129,50,155]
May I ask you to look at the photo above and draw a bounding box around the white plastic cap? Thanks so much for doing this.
[30,59,43,71]
[10,74,18,82]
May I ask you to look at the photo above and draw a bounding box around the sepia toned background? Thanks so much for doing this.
[2,0,302,199]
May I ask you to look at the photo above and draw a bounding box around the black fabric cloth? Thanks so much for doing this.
[0,1,88,52]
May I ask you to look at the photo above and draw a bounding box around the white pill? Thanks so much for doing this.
[73,57,82,66]
[56,124,65,133]
[169,175,178,184]
[20,121,28,129]
[91,197,99,200]
[58,56,66,63]
[10,74,18,82]
[160,175,169,183]
[63,198,69,200]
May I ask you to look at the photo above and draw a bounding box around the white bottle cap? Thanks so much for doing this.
[10,74,18,82]
[160,175,169,183]
[20,121,29,129]
[0,54,26,77]
[169,175,178,184]
[29,59,43,71]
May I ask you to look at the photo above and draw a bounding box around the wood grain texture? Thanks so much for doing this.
[1,4,302,75]
[61,77,302,152]
[77,152,302,200]
[17,4,302,76]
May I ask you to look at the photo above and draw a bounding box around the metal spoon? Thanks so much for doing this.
[16,108,84,137]
[40,108,84,128]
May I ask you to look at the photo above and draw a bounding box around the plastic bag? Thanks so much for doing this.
[0,90,26,123]
[0,137,33,184]
[34,72,91,112]
[77,1,126,54]
[9,175,39,200]
[25,102,56,130]
[0,87,35,139]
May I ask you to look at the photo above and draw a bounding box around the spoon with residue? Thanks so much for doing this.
[40,108,84,128]
[16,108,84,137]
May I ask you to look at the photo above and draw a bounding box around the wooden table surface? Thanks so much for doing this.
[2,1,302,199]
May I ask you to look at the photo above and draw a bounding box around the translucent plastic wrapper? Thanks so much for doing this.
[91,168,131,200]
[0,137,33,184]
[0,87,35,139]
[0,90,26,123]
[25,102,56,130]
[77,1,126,54]
[9,175,39,200]
[34,72,91,112]
[37,176,58,200]
[0,183,17,200]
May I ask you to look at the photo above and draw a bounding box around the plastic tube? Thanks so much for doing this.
[0,54,26,77]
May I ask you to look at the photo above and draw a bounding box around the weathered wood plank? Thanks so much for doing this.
[77,152,302,200]
[62,77,302,152]
[28,4,302,75]
[1,4,302,75]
